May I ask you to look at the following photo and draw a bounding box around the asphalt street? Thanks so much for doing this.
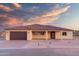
[0,48,79,56]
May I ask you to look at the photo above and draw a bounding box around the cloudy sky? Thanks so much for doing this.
[0,3,79,30]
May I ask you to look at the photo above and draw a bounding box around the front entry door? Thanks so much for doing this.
[50,32,55,39]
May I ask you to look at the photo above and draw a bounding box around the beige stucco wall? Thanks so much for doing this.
[55,31,62,39]
[27,30,32,40]
[48,32,51,39]
[32,35,46,40]
[61,31,73,39]
[6,31,10,40]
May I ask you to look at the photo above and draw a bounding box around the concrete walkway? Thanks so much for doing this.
[0,40,79,49]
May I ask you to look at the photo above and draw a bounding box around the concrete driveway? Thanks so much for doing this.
[1,48,79,56]
[0,40,79,56]
[0,40,79,49]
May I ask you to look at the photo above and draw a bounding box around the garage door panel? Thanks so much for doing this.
[10,32,27,40]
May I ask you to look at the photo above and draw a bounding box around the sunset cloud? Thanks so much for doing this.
[28,6,39,12]
[0,4,71,26]
[42,6,70,17]
[0,5,12,12]
[25,5,71,25]
[5,5,70,26]
[0,14,7,17]
[12,3,22,9]
[4,17,23,26]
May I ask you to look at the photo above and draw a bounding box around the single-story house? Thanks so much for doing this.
[5,24,73,40]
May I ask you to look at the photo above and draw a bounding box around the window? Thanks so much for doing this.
[32,31,45,35]
[62,32,67,36]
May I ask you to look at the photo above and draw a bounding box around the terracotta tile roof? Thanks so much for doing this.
[6,24,73,31]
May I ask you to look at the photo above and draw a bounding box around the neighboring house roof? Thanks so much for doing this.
[6,24,73,31]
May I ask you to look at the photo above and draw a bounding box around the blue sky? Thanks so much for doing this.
[0,3,79,30]
[51,4,79,30]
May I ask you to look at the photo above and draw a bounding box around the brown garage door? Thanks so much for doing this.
[10,32,27,40]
